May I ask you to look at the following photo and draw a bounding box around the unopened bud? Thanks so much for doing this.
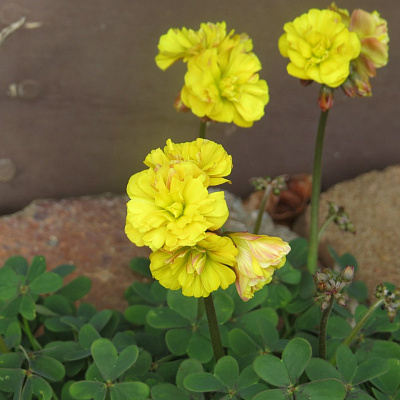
[300,79,313,87]
[340,266,355,283]
[316,281,327,293]
[174,91,190,113]
[318,86,334,112]
[341,77,356,97]
[375,284,387,299]
[335,293,348,307]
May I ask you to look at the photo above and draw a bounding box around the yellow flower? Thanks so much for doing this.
[279,9,361,87]
[144,138,233,186]
[155,21,252,71]
[150,233,238,297]
[228,232,291,301]
[125,163,228,252]
[181,46,269,127]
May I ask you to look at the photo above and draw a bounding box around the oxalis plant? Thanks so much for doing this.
[0,4,399,400]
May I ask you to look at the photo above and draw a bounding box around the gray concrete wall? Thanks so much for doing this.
[0,0,399,214]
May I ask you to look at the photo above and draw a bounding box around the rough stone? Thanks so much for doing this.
[0,191,298,311]
[0,193,149,311]
[293,165,400,297]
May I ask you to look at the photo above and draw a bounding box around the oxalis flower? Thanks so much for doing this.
[228,232,291,301]
[181,45,269,127]
[144,138,232,187]
[279,9,361,88]
[125,162,228,252]
[149,233,237,297]
[155,21,252,71]
[329,2,389,97]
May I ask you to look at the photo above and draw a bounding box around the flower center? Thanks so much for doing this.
[166,201,184,218]
[219,75,240,101]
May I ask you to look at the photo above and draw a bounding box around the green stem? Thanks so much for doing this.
[343,299,385,347]
[307,109,329,274]
[318,296,335,360]
[0,335,10,353]
[199,120,207,139]
[22,318,41,351]
[317,215,336,242]
[253,185,271,235]
[203,294,224,361]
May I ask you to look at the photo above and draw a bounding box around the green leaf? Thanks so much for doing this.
[326,316,352,338]
[305,358,342,381]
[282,338,312,384]
[44,294,74,315]
[252,388,291,400]
[31,355,66,381]
[0,353,23,368]
[214,356,239,389]
[253,355,291,387]
[108,345,139,381]
[130,282,158,304]
[336,344,357,383]
[276,261,302,285]
[30,375,53,400]
[0,296,22,318]
[35,304,59,317]
[346,281,368,303]
[353,358,390,385]
[213,291,235,324]
[124,305,153,325]
[183,372,226,392]
[371,359,400,395]
[129,257,151,278]
[110,381,149,400]
[264,283,292,309]
[371,388,391,400]
[26,256,46,283]
[233,285,269,316]
[176,359,203,390]
[328,246,358,271]
[151,383,190,400]
[296,379,346,400]
[89,310,113,332]
[347,389,376,399]
[29,272,63,294]
[0,368,25,393]
[61,381,76,400]
[57,276,91,302]
[112,331,136,352]
[91,338,118,381]
[0,266,20,291]
[146,307,189,329]
[187,332,213,364]
[239,308,279,331]
[20,295,36,320]
[287,238,308,268]
[228,328,259,357]
[4,255,29,276]
[167,290,198,323]
[51,264,76,278]
[78,324,101,349]
[295,304,321,332]
[165,328,190,356]
[69,381,107,400]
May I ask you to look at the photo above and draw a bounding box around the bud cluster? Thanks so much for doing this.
[375,284,400,322]
[314,266,355,310]
[327,201,356,233]
[251,175,288,195]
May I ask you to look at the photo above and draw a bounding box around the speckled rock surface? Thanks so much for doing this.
[0,191,297,310]
[293,165,400,296]
[0,194,149,311]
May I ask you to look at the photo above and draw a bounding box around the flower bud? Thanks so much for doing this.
[174,91,191,113]
[318,86,335,112]
[340,266,355,283]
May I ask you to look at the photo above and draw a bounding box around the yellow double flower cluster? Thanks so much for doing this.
[279,3,389,94]
[155,22,269,127]
[125,139,290,300]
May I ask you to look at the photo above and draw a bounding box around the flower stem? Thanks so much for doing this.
[203,294,224,361]
[253,185,271,235]
[318,296,335,360]
[22,318,42,351]
[343,298,385,347]
[307,109,329,274]
[317,214,336,242]
[0,335,10,353]
[199,120,207,139]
